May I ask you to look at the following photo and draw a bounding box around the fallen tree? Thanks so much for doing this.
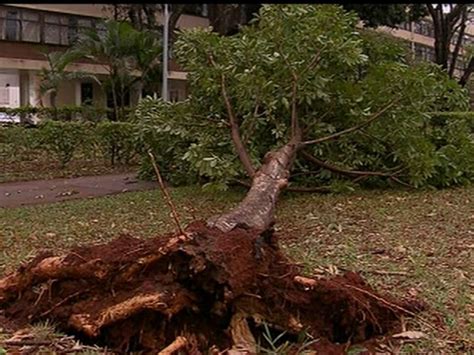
[0,4,467,353]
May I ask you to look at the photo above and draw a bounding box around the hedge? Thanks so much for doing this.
[0,120,140,168]
[0,105,135,123]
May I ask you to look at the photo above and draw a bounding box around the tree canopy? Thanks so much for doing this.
[135,4,473,191]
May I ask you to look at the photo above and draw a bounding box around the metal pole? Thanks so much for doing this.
[162,4,169,101]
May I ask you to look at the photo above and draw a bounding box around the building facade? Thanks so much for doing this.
[2,5,472,115]
[378,17,474,80]
[0,4,209,112]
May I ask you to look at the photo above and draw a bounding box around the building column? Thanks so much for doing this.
[27,70,42,107]
[75,81,82,106]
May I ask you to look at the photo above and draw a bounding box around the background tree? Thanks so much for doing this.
[38,51,99,110]
[75,20,161,120]
[345,4,474,87]
[343,4,427,28]
[426,4,474,86]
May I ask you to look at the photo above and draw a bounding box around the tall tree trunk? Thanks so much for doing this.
[110,75,119,122]
[208,139,300,233]
[459,57,474,87]
[427,4,468,77]
[50,92,58,120]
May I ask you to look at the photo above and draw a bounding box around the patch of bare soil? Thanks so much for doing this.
[0,221,424,353]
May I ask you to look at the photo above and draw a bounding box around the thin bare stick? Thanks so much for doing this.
[301,150,403,177]
[302,98,401,146]
[363,270,409,277]
[158,336,188,355]
[4,340,54,346]
[290,76,301,140]
[147,150,186,236]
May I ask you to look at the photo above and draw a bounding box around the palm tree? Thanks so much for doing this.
[39,50,100,115]
[131,29,162,99]
[75,20,162,121]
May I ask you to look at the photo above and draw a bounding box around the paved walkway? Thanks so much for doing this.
[0,173,158,208]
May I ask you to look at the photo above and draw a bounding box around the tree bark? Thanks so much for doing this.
[208,139,300,233]
[459,57,474,87]
[448,8,467,78]
[427,4,468,77]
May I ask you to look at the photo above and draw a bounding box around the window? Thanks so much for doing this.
[21,11,40,42]
[5,10,19,41]
[44,13,69,45]
[0,6,97,45]
[68,17,78,44]
[0,84,9,106]
[81,82,94,106]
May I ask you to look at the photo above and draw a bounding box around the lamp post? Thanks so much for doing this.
[162,4,169,101]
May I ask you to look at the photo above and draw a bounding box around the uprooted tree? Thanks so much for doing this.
[137,6,471,191]
[0,4,471,354]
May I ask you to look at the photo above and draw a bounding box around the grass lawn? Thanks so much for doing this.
[0,185,473,353]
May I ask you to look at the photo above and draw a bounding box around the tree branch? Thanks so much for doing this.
[301,150,402,178]
[232,179,331,193]
[302,98,401,146]
[426,4,436,20]
[290,75,301,141]
[449,8,467,78]
[300,44,327,77]
[208,53,256,178]
[276,41,301,141]
[169,5,185,44]
[459,56,474,86]
[302,111,331,137]
[447,4,467,27]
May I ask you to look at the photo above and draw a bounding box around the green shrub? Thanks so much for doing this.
[95,121,138,166]
[426,112,474,187]
[0,125,41,159]
[0,106,135,122]
[35,121,93,168]
[133,99,199,185]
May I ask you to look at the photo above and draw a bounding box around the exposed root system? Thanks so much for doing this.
[0,221,423,353]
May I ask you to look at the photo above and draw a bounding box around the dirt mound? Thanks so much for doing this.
[0,221,423,353]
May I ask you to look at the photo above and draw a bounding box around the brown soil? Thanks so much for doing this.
[0,221,424,353]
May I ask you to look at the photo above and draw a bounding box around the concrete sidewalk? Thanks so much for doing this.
[0,173,158,208]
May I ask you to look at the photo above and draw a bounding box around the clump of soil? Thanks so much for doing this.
[0,221,423,353]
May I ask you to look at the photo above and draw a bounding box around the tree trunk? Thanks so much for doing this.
[459,57,474,87]
[110,75,119,122]
[208,139,299,232]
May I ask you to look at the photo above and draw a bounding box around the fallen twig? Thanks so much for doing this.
[147,150,186,236]
[4,339,53,346]
[363,270,409,277]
